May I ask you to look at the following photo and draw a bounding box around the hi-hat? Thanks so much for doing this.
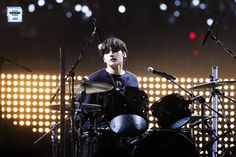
[189,80,236,89]
[66,82,113,94]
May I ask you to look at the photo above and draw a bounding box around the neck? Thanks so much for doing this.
[106,66,125,75]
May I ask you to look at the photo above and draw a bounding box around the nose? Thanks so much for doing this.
[108,50,114,55]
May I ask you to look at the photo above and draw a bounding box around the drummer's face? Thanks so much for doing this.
[103,49,126,68]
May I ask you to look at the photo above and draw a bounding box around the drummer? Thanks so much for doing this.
[75,35,139,118]
[74,35,141,156]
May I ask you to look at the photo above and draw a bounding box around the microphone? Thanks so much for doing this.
[92,18,103,43]
[147,67,176,80]
[202,20,216,45]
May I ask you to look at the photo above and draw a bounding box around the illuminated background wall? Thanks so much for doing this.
[1,73,236,156]
[1,0,236,156]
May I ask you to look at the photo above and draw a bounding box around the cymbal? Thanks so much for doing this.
[66,82,113,94]
[189,80,236,89]
[46,104,72,111]
[79,103,101,110]
[47,103,101,111]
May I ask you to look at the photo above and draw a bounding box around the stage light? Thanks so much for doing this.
[74,4,82,12]
[161,84,167,89]
[173,10,180,17]
[160,3,168,11]
[174,0,181,7]
[155,84,160,88]
[155,77,160,82]
[148,84,154,89]
[174,84,179,89]
[207,18,214,26]
[38,0,45,7]
[48,4,56,11]
[143,83,148,88]
[189,32,196,39]
[192,0,200,7]
[66,11,73,18]
[118,5,126,13]
[199,78,204,83]
[19,121,25,126]
[161,90,167,95]
[56,0,64,4]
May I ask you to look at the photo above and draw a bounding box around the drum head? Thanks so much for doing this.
[133,130,199,157]
[110,114,148,137]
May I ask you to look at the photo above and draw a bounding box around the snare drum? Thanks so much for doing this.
[107,87,149,137]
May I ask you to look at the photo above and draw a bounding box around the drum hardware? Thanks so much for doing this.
[50,122,59,157]
[189,115,214,128]
[190,81,236,157]
[33,117,71,157]
[75,101,104,157]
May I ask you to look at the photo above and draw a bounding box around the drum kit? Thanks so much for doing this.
[42,79,236,157]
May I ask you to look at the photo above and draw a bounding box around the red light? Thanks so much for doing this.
[192,50,200,57]
[189,32,196,39]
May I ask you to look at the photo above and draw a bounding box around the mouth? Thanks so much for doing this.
[110,58,117,62]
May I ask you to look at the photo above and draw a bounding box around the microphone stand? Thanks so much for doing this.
[48,20,98,157]
[0,56,32,151]
[209,32,236,61]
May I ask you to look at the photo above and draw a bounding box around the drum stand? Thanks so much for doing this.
[200,87,236,156]
[76,108,100,157]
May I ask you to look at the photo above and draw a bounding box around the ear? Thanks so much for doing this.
[123,52,127,59]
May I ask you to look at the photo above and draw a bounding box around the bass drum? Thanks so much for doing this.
[132,129,199,157]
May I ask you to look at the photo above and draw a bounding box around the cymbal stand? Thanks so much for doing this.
[200,87,234,156]
[49,19,98,157]
[76,87,99,157]
[34,116,71,157]
[51,122,59,157]
[210,89,236,154]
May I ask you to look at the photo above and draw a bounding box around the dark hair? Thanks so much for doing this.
[98,36,128,57]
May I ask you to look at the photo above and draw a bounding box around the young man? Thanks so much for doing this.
[75,36,148,157]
